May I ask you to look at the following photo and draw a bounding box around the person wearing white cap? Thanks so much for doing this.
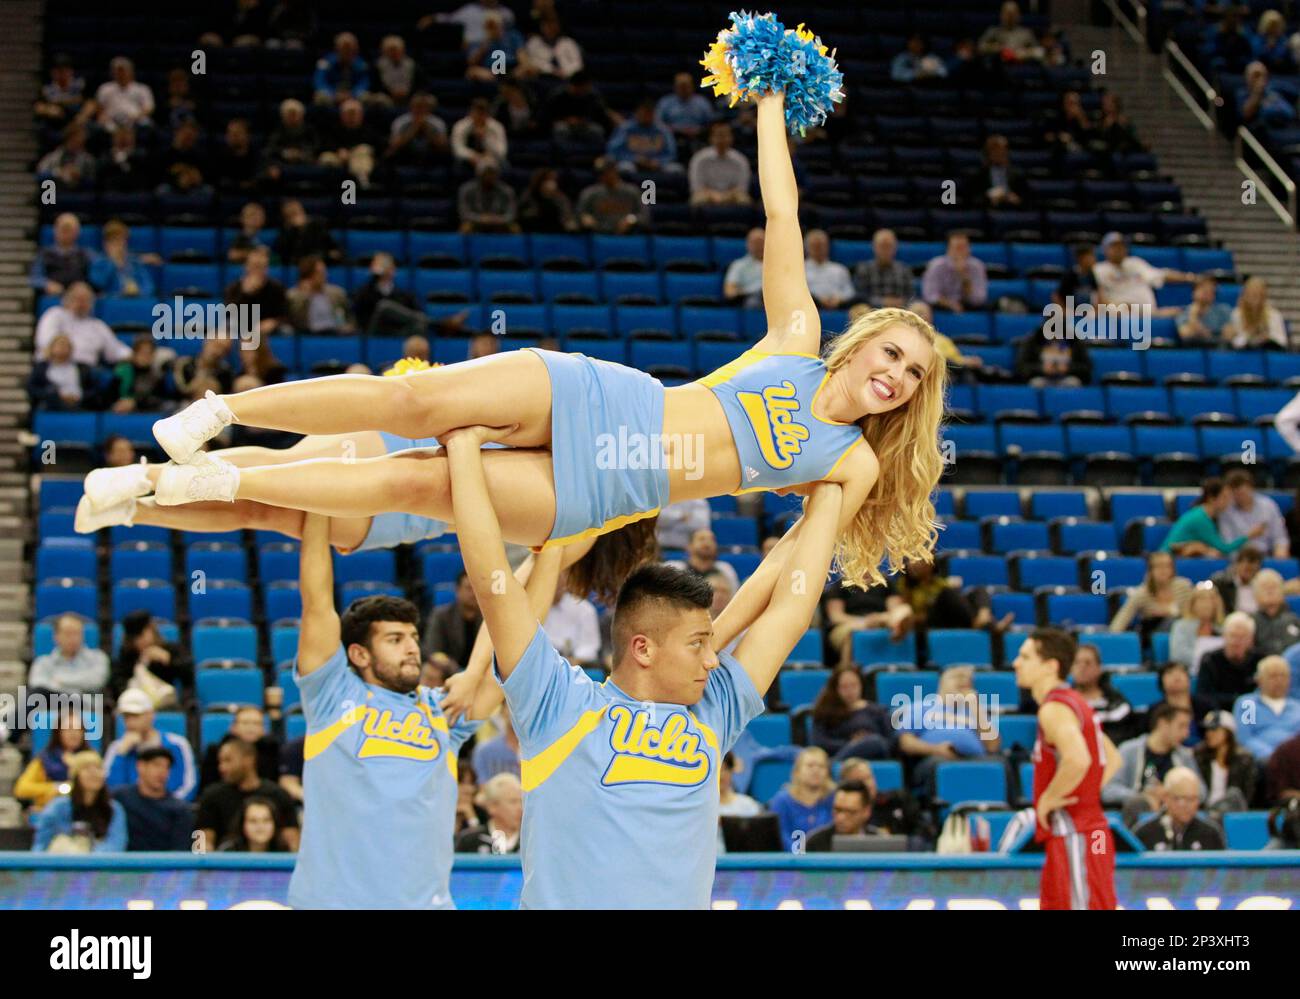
[1092,231,1195,316]
[1192,709,1256,812]
[102,688,197,801]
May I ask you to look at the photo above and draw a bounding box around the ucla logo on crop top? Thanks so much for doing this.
[601,704,711,787]
[736,381,811,470]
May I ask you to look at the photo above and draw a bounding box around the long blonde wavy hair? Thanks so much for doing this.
[822,306,948,589]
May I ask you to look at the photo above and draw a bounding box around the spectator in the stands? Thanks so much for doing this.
[1162,477,1265,558]
[1238,61,1297,128]
[1046,90,1097,157]
[978,134,1027,207]
[278,733,305,805]
[688,121,750,206]
[213,118,261,196]
[421,0,516,50]
[219,796,291,852]
[1055,243,1098,307]
[766,746,836,851]
[386,92,449,167]
[1097,92,1145,155]
[226,202,270,265]
[32,751,127,853]
[103,689,198,801]
[14,710,90,812]
[607,99,679,176]
[37,123,96,191]
[718,752,762,823]
[520,15,584,82]
[1178,273,1235,343]
[546,71,619,145]
[1211,545,1263,614]
[1094,231,1195,314]
[706,569,734,620]
[803,230,855,309]
[457,160,519,234]
[1229,277,1288,350]
[455,773,523,853]
[27,333,101,411]
[1071,643,1139,744]
[451,97,509,172]
[722,227,765,306]
[899,666,1002,797]
[471,705,520,780]
[655,72,716,150]
[266,0,317,48]
[822,573,913,667]
[34,283,131,367]
[374,35,421,107]
[353,253,426,335]
[1250,10,1295,75]
[1109,551,1192,637]
[853,229,914,308]
[922,233,987,312]
[94,56,155,133]
[199,707,280,790]
[225,247,289,338]
[666,528,740,593]
[810,666,893,760]
[30,212,94,294]
[977,2,1043,62]
[1194,709,1256,812]
[805,780,884,851]
[468,332,500,359]
[264,99,320,177]
[576,156,646,234]
[156,118,207,194]
[103,434,136,467]
[1213,10,1255,75]
[162,67,199,130]
[896,555,1007,632]
[493,78,540,140]
[1236,656,1300,762]
[109,610,194,704]
[465,12,525,82]
[518,167,577,232]
[1170,583,1226,673]
[110,334,173,413]
[1013,320,1091,387]
[1197,611,1265,711]
[1267,731,1300,803]
[111,746,193,851]
[319,98,376,188]
[97,124,151,193]
[1220,470,1289,558]
[1103,703,1202,816]
[1152,662,1215,744]
[274,199,341,266]
[890,33,948,83]
[34,54,90,127]
[423,571,481,670]
[313,31,370,106]
[543,579,602,666]
[89,220,158,299]
[655,498,710,552]
[171,338,235,398]
[1249,570,1300,657]
[1133,767,1226,850]
[286,255,355,334]
[195,739,300,852]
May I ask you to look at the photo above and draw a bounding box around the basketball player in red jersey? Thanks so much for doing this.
[1013,628,1123,910]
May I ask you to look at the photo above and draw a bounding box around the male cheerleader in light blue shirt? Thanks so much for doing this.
[443,422,846,909]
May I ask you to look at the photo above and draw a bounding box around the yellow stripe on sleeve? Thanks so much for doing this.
[519,705,610,791]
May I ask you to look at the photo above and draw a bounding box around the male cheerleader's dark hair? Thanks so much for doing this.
[611,562,714,655]
[564,517,661,607]
[341,595,420,656]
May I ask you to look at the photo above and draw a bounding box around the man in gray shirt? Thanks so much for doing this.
[1219,469,1288,558]
[688,122,751,205]
[722,227,764,306]
[457,161,518,233]
[28,614,109,696]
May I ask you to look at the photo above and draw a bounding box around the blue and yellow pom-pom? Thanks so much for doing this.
[700,10,845,136]
[383,357,438,376]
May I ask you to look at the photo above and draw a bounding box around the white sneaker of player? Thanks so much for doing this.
[152,390,236,463]
[74,494,136,533]
[153,452,241,506]
[83,457,153,512]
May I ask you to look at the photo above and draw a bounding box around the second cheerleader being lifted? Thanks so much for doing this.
[83,90,947,589]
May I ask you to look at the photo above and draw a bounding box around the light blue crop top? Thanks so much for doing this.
[698,349,863,493]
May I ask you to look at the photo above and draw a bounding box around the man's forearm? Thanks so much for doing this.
[446,437,510,591]
[713,519,804,649]
[768,485,841,619]
[298,513,334,610]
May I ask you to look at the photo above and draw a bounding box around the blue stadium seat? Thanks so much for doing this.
[111,579,174,621]
[276,667,301,711]
[193,623,258,664]
[1019,762,1035,799]
[33,411,98,448]
[935,761,1007,805]
[1173,558,1225,584]
[933,489,956,518]
[744,714,792,748]
[990,519,1049,553]
[785,629,823,665]
[423,550,464,586]
[999,715,1038,752]
[973,672,1019,706]
[947,556,1008,587]
[551,303,612,337]
[867,759,904,793]
[196,667,264,710]
[679,306,739,339]
[1107,386,1171,421]
[272,625,300,664]
[937,521,981,551]
[38,479,85,509]
[259,543,300,584]
[1056,520,1120,554]
[1201,426,1264,461]
[468,233,530,266]
[36,541,96,582]
[998,424,1065,454]
[991,593,1036,627]
[663,271,722,303]
[1133,425,1199,458]
[190,581,253,621]
[1045,592,1108,627]
[341,581,404,606]
[943,423,997,455]
[614,303,675,337]
[298,335,363,371]
[334,549,396,586]
[1110,672,1161,709]
[1222,812,1270,850]
[1148,351,1209,385]
[1016,556,1077,589]
[529,233,590,267]
[185,543,248,584]
[601,271,662,303]
[748,753,796,803]
[346,229,405,263]
[929,630,991,667]
[975,385,1039,418]
[629,340,692,373]
[1170,386,1235,421]
[1085,632,1143,669]
[537,270,595,302]
[1030,490,1089,519]
[963,490,1021,519]
[875,670,938,706]
[778,668,830,708]
[1085,554,1147,591]
[852,629,917,666]
[1109,492,1167,524]
[1235,387,1294,422]
[592,233,649,267]
[109,541,171,584]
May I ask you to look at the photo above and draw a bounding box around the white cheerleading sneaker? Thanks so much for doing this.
[83,457,153,512]
[152,390,235,463]
[153,452,241,506]
[75,494,136,533]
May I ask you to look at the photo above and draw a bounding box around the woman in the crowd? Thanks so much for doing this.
[1161,478,1265,557]
[14,712,91,812]
[809,665,893,760]
[1169,583,1226,672]
[31,751,127,852]
[1193,710,1258,813]
[109,609,194,703]
[1109,550,1193,639]
[218,796,291,852]
[1149,662,1215,745]
[765,746,836,851]
[1069,643,1139,744]
[88,219,158,298]
[1229,277,1288,350]
[518,166,577,232]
